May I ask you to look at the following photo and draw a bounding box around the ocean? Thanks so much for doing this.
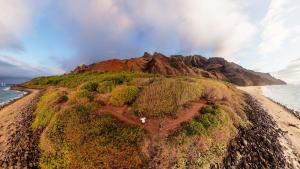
[0,85,25,107]
[262,84,300,113]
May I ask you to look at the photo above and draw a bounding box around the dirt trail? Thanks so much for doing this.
[239,86,300,168]
[100,100,205,138]
[0,89,41,168]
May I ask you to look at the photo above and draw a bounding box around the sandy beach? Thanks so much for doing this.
[0,88,41,167]
[239,86,300,168]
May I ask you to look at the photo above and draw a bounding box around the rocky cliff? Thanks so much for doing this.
[73,52,286,86]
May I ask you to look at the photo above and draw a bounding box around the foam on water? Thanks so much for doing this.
[0,86,25,107]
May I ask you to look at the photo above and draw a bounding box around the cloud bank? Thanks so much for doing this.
[55,0,257,68]
[275,58,300,84]
[259,0,294,55]
[1,0,299,84]
[0,55,64,79]
[0,0,33,51]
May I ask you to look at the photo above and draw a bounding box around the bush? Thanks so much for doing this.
[109,85,140,106]
[56,95,68,104]
[181,120,207,136]
[198,113,220,129]
[76,90,94,102]
[97,81,115,93]
[197,105,221,129]
[203,87,231,104]
[82,82,98,92]
[180,105,222,137]
[134,79,203,117]
[200,105,220,115]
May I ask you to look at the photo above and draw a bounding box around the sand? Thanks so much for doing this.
[0,89,40,163]
[239,86,300,168]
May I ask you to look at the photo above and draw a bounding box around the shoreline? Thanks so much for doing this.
[238,86,300,168]
[0,87,42,167]
[264,96,300,120]
[0,86,31,111]
[223,94,291,168]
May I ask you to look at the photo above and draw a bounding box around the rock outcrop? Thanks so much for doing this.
[73,52,286,86]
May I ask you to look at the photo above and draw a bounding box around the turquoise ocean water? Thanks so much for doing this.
[0,85,25,107]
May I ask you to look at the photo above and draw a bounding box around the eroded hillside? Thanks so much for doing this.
[73,52,286,86]
[25,72,247,168]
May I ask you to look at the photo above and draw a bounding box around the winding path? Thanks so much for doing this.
[99,100,206,138]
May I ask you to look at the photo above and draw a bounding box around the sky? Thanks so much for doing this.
[0,0,299,84]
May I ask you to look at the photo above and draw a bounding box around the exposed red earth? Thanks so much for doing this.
[74,52,286,86]
[99,100,206,138]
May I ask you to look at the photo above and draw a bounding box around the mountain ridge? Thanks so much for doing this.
[73,52,286,86]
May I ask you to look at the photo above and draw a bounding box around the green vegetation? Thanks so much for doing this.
[81,81,98,92]
[181,105,223,136]
[109,85,140,106]
[35,90,146,169]
[25,72,161,88]
[97,81,115,93]
[32,89,62,130]
[26,71,248,168]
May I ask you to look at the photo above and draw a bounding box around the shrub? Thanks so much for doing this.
[197,105,221,129]
[198,113,220,129]
[97,81,115,93]
[76,90,94,102]
[181,120,207,136]
[180,105,222,137]
[134,79,203,117]
[82,82,98,92]
[56,95,68,104]
[109,85,140,106]
[200,105,220,115]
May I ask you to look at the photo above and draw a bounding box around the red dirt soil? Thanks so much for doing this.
[98,100,206,138]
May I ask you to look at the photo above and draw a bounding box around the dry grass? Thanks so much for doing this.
[27,72,249,168]
[133,79,204,117]
[36,86,146,168]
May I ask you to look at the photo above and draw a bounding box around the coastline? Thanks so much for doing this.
[264,96,300,120]
[0,86,30,111]
[223,94,291,168]
[239,86,300,168]
[0,87,42,167]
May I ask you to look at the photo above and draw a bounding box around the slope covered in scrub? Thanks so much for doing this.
[24,72,247,168]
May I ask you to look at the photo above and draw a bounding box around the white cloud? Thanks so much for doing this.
[0,0,32,50]
[0,55,65,78]
[275,58,300,84]
[258,0,296,54]
[56,0,257,66]
[0,0,49,51]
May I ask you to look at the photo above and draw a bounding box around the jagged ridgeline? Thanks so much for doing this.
[73,52,285,86]
[24,70,248,168]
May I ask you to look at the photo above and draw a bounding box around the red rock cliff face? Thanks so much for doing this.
[72,52,286,86]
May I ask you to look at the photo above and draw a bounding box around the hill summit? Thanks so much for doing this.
[73,52,286,86]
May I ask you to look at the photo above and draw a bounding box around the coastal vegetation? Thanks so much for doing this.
[24,71,247,168]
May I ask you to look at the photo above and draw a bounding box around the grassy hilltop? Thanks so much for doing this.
[25,71,247,168]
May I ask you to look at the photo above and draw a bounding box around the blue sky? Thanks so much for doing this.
[0,0,299,84]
